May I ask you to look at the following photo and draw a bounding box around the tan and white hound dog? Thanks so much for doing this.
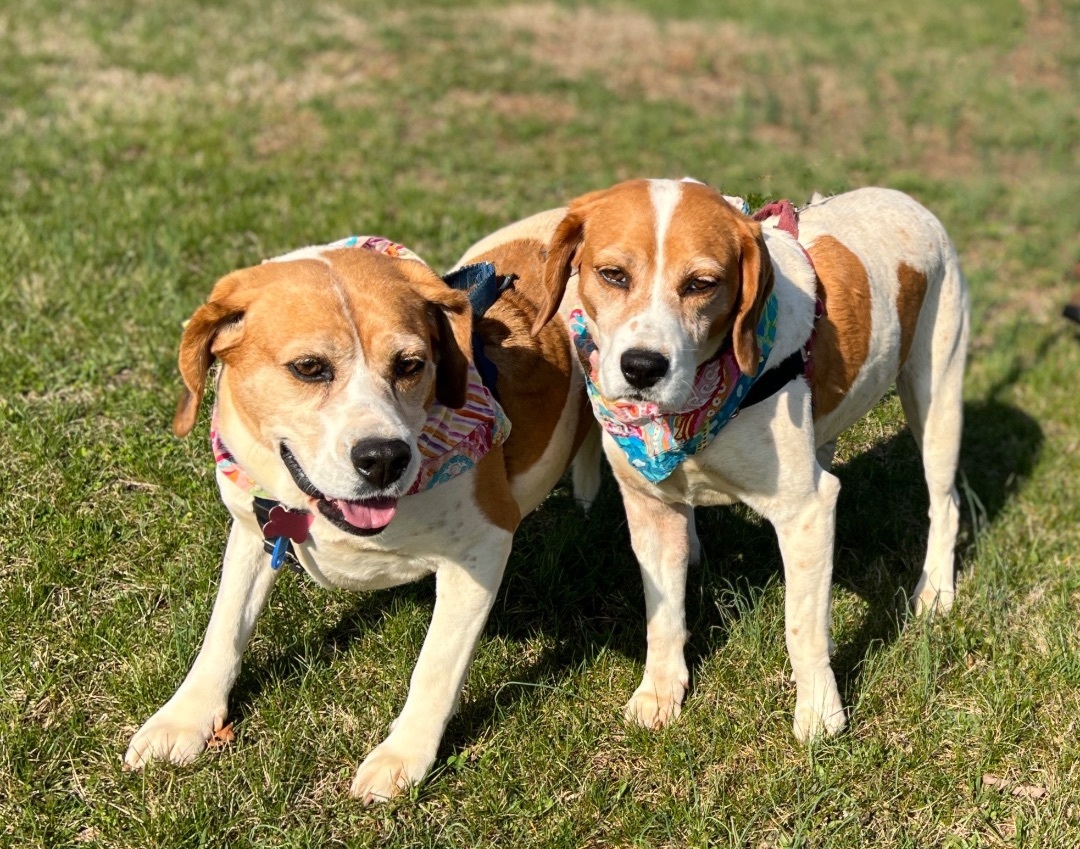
[124,239,591,802]
[524,179,969,739]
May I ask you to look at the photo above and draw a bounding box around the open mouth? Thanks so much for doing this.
[280,443,399,536]
[316,496,398,535]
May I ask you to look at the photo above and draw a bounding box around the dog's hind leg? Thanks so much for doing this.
[572,425,602,511]
[897,253,969,616]
[815,439,837,472]
[688,509,702,566]
[125,520,279,768]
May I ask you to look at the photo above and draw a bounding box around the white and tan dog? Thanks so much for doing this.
[124,237,591,802]
[518,179,969,739]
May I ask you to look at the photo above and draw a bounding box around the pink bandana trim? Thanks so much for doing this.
[211,411,273,499]
[408,378,510,493]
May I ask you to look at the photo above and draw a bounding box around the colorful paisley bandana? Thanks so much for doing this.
[569,293,778,483]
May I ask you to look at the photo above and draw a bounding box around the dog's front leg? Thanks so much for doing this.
[349,529,511,804]
[125,519,277,768]
[620,485,692,730]
[748,466,847,741]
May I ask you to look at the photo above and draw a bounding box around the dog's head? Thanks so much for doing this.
[173,247,472,535]
[534,178,774,409]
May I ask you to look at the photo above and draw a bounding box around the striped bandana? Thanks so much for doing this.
[212,235,510,498]
[568,293,779,483]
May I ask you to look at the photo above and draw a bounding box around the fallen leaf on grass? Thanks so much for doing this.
[207,722,236,750]
[982,773,1048,799]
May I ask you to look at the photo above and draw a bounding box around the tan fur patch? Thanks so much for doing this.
[568,180,665,331]
[807,235,872,418]
[896,262,929,367]
[470,239,586,480]
[472,443,520,533]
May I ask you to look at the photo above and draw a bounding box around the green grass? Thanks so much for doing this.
[3,0,1080,845]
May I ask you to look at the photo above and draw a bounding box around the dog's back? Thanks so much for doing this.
[793,188,970,449]
[789,187,969,613]
[455,213,595,515]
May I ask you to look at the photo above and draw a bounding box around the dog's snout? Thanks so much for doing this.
[351,438,412,489]
[620,348,670,390]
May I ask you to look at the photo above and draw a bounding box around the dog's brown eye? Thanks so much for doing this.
[288,357,333,382]
[394,357,426,379]
[598,267,629,289]
[683,277,718,294]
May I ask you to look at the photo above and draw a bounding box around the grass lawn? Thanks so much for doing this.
[3,0,1079,845]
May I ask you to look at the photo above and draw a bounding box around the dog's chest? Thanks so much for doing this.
[605,435,740,507]
[226,478,480,592]
[294,540,438,591]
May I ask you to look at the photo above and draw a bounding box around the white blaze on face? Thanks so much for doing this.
[598,179,699,409]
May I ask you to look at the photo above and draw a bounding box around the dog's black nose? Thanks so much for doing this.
[620,348,669,389]
[351,438,412,489]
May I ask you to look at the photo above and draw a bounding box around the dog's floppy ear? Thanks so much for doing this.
[534,188,616,335]
[533,208,586,337]
[732,218,775,376]
[172,269,259,438]
[419,280,473,409]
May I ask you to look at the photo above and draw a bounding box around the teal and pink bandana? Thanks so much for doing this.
[213,235,510,499]
[569,293,779,483]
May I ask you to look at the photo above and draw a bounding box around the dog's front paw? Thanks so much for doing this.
[350,740,434,804]
[792,682,846,742]
[124,703,227,769]
[912,575,955,617]
[624,670,688,730]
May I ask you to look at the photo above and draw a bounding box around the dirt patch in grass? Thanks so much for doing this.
[7,6,395,147]
[1008,0,1072,91]
[465,4,955,166]
[475,4,767,110]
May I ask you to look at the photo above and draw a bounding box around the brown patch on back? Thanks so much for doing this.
[473,443,521,533]
[807,235,872,418]
[471,238,585,481]
[896,262,929,366]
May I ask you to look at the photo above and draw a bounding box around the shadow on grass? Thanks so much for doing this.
[455,394,1044,741]
[226,396,1041,755]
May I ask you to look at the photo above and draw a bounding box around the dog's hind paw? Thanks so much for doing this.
[350,740,433,804]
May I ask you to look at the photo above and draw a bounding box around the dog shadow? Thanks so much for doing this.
[226,394,1042,755]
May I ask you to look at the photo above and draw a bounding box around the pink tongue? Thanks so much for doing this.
[334,497,398,529]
